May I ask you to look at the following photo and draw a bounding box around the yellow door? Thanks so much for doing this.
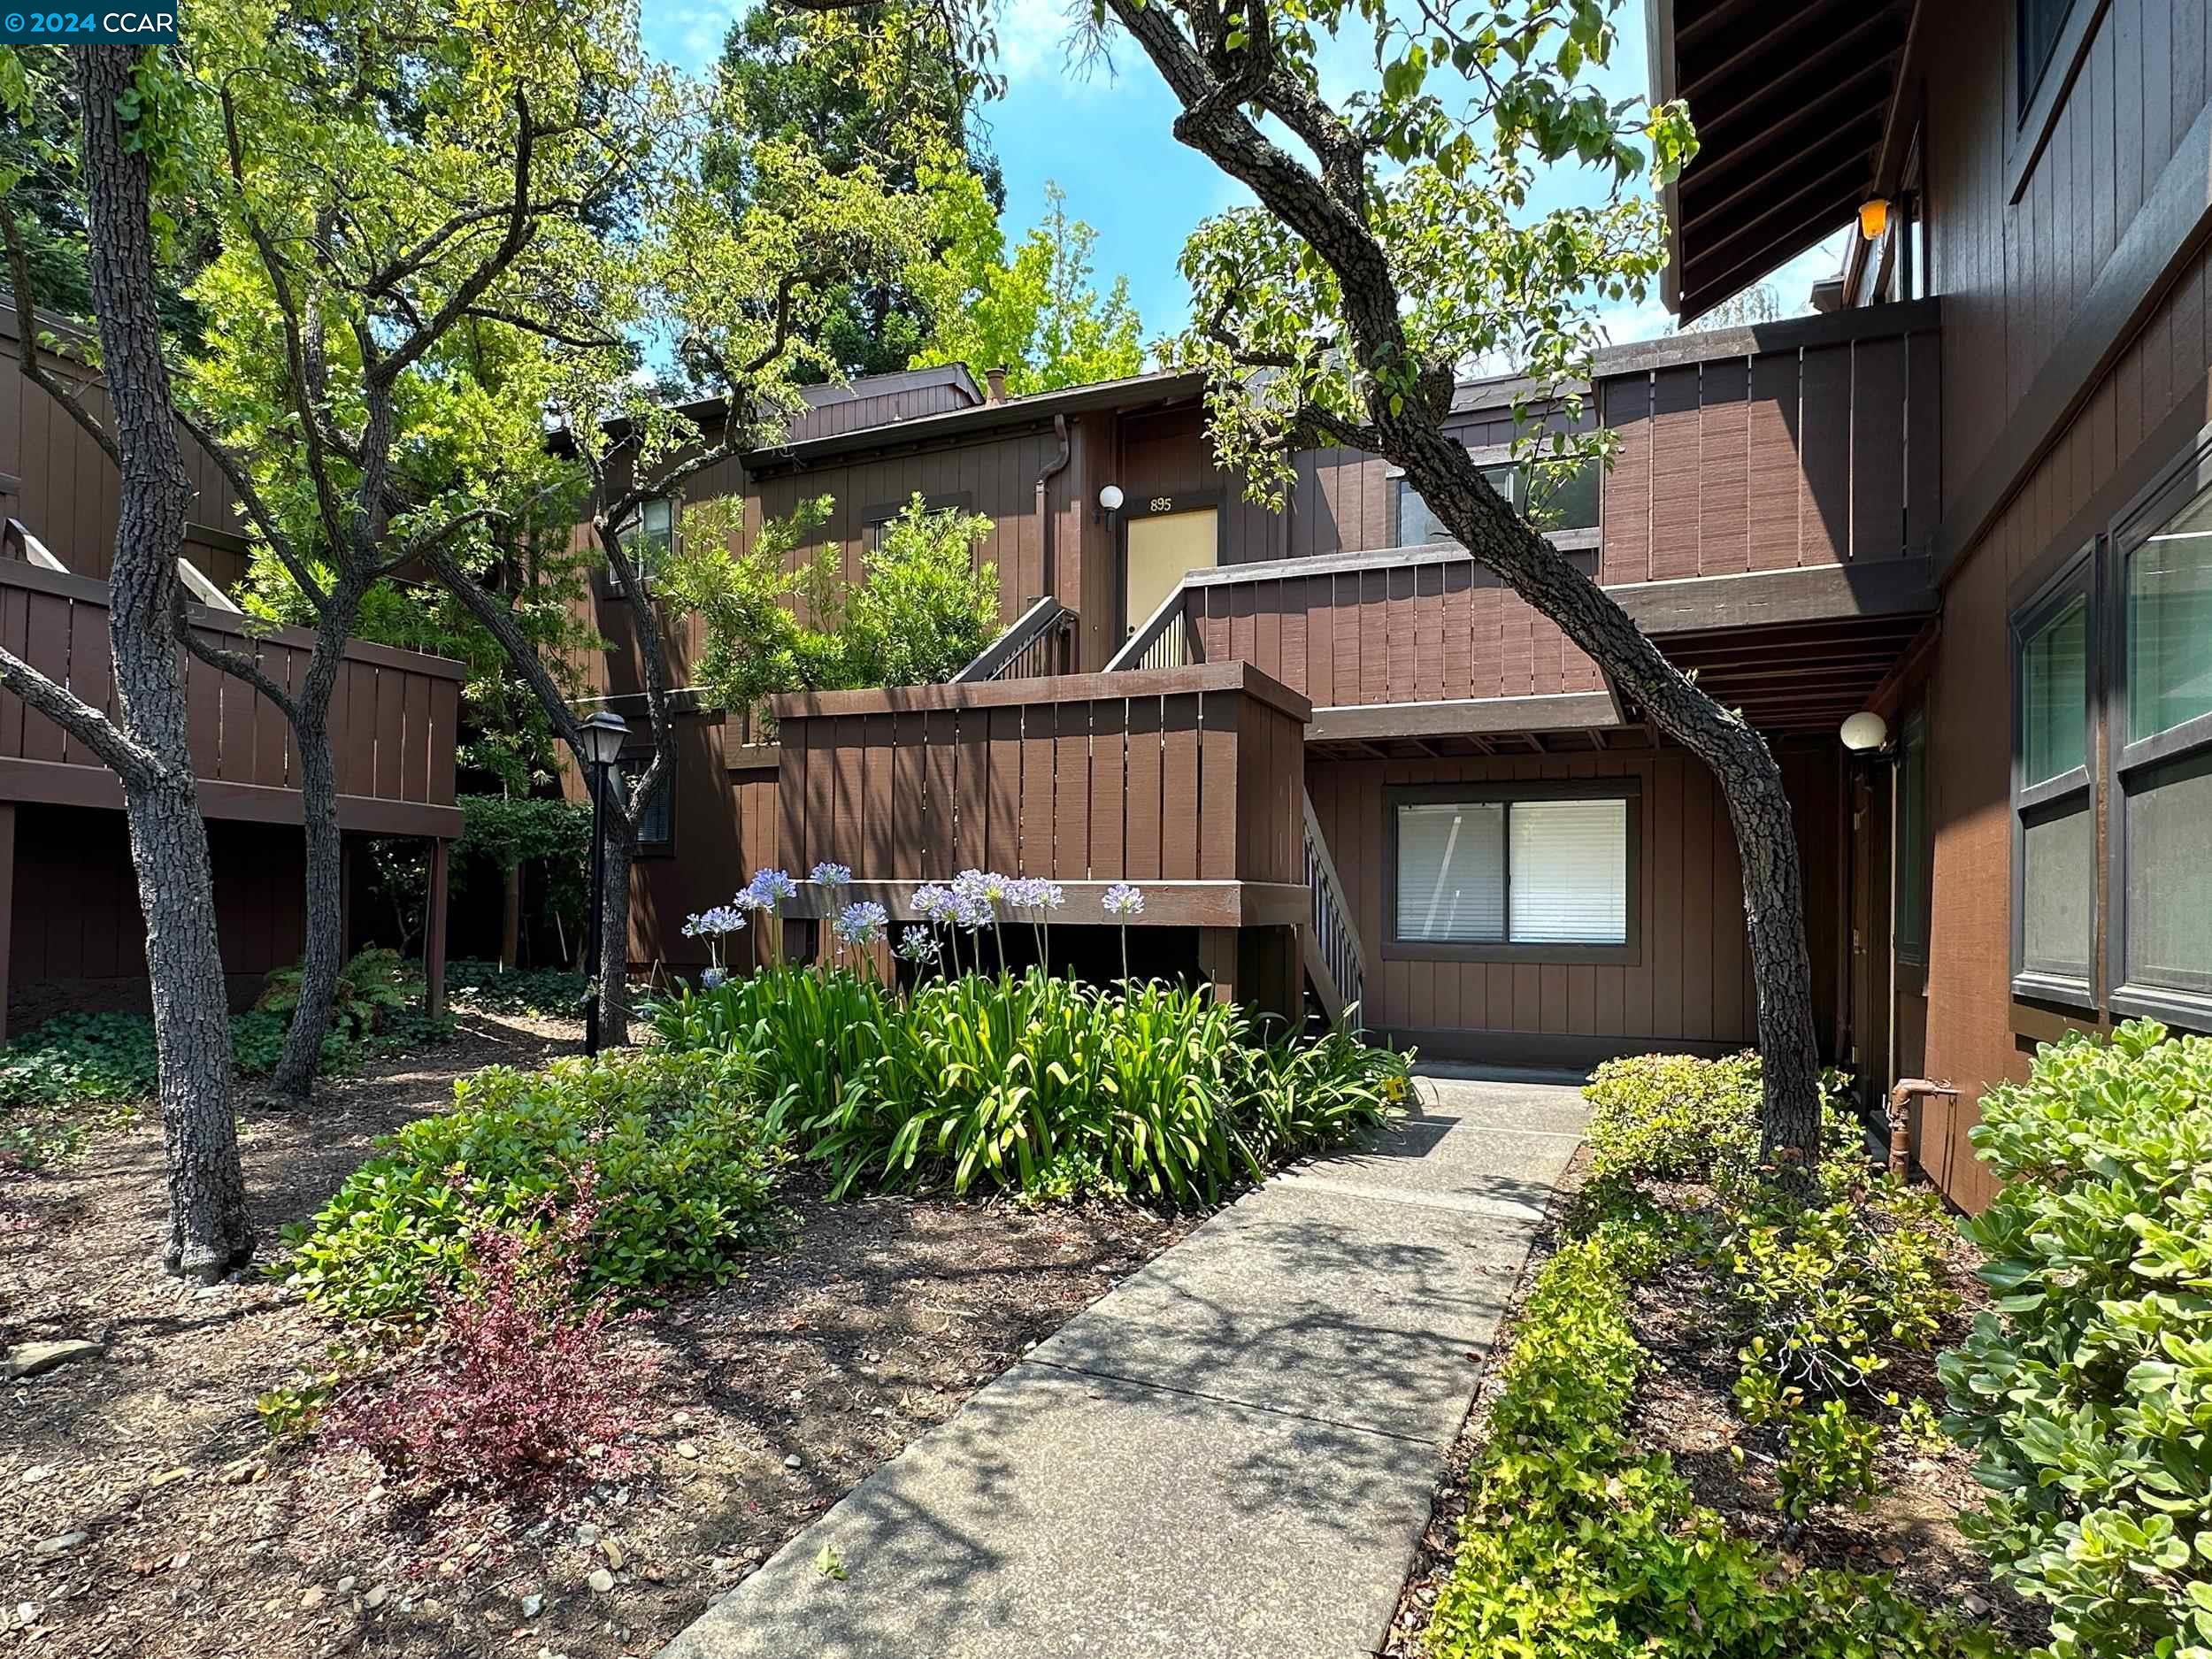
[1124,507,1219,634]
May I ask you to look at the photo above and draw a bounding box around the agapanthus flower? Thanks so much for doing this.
[810,863,853,888]
[895,927,942,964]
[748,868,798,905]
[1102,882,1145,918]
[1008,878,1065,911]
[954,894,996,932]
[952,869,1010,906]
[911,883,955,923]
[833,901,889,946]
[681,905,747,937]
[731,887,769,914]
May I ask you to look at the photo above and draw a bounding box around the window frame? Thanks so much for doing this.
[611,750,675,857]
[2004,0,2102,204]
[862,490,975,553]
[1380,778,1642,966]
[1893,707,1930,971]
[604,495,674,601]
[2105,432,2212,1029]
[2008,543,2099,1009]
[1389,446,1601,551]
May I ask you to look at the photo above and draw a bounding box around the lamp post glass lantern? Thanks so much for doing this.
[578,709,628,1056]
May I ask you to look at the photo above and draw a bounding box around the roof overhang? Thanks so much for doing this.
[1651,0,1911,321]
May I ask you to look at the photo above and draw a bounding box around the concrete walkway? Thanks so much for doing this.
[660,1069,1588,1659]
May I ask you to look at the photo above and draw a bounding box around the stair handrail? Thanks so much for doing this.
[1104,579,1202,672]
[954,595,1079,683]
[1302,787,1365,1027]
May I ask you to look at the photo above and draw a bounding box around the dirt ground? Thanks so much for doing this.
[1384,1151,2048,1656]
[0,1010,1192,1659]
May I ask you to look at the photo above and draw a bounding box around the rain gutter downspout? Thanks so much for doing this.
[1036,414,1072,602]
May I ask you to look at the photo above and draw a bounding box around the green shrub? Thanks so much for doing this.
[282,1048,785,1324]
[1939,1020,2212,1659]
[649,966,1405,1206]
[1725,1187,1955,1400]
[1583,1048,1867,1196]
[1771,1398,1884,1519]
[443,959,588,1018]
[1426,1234,2008,1659]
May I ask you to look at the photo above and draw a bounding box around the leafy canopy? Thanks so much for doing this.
[1126,0,1696,503]
[661,493,1000,712]
[916,177,1147,395]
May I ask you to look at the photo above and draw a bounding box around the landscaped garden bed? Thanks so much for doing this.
[1390,1027,2211,1659]
[4,871,1409,1659]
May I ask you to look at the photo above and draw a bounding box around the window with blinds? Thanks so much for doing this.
[1392,793,1632,950]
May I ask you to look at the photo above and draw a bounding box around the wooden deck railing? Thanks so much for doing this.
[0,559,465,837]
[769,663,1311,926]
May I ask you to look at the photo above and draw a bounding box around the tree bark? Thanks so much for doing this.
[501,863,522,968]
[75,46,252,1274]
[268,700,344,1103]
[596,826,634,1047]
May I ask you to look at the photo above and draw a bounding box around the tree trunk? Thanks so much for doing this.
[1397,432,1824,1161]
[75,46,252,1274]
[597,828,634,1047]
[267,713,343,1104]
[501,863,522,969]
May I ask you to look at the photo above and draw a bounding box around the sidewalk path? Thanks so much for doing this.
[659,1068,1588,1659]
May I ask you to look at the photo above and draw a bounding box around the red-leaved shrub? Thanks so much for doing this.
[324,1173,648,1504]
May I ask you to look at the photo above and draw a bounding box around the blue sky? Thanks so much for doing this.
[639,0,1847,349]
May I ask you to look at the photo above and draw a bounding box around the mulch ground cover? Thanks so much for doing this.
[1384,1148,2052,1658]
[1,1010,1192,1659]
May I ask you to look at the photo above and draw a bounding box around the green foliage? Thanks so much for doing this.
[664,492,1000,715]
[1770,1398,1885,1520]
[1583,1048,1868,1200]
[915,176,1147,395]
[1939,1020,2212,1659]
[453,795,591,934]
[282,1049,786,1325]
[443,960,588,1018]
[257,948,419,1042]
[1426,1234,2006,1659]
[649,966,1406,1206]
[1162,0,1694,509]
[1725,1187,1956,1401]
[706,2,1002,378]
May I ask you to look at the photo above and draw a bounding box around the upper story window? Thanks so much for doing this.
[2110,455,2212,1025]
[1388,455,1598,548]
[613,496,673,597]
[2009,552,2095,1005]
[2017,0,2078,120]
[865,491,972,552]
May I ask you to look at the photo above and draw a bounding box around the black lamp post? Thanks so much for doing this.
[578,708,629,1056]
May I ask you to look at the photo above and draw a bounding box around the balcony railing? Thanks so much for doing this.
[767,662,1311,927]
[0,559,465,836]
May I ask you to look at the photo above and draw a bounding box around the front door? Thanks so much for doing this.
[1124,506,1219,636]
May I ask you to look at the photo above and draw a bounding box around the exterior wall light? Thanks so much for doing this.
[1097,484,1125,512]
[1858,198,1891,242]
[1839,710,1889,752]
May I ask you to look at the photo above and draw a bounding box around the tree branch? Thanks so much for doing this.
[173,607,299,726]
[172,408,333,611]
[1,209,121,469]
[0,643,154,781]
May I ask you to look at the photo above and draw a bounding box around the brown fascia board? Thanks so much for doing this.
[741,370,1209,468]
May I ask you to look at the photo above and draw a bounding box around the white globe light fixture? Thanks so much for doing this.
[1096,484,1125,512]
[1839,710,1889,753]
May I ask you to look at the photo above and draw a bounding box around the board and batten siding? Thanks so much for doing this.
[1310,741,1843,1064]
[1188,562,1605,706]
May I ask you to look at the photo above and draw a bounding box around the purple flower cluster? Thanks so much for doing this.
[681,905,748,939]
[1102,882,1145,918]
[833,901,889,947]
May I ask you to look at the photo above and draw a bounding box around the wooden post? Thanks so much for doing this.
[1197,926,1239,1005]
[0,803,16,1047]
[337,832,353,961]
[425,837,449,1018]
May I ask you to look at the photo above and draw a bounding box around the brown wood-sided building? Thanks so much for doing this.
[573,0,2212,1215]
[0,308,463,1035]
